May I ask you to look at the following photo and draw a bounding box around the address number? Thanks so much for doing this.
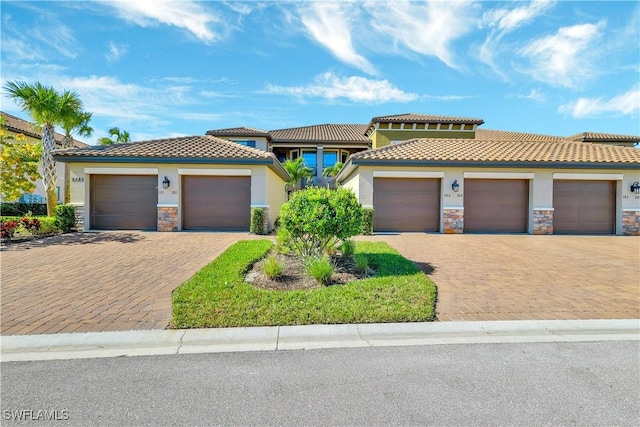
[72,177,84,183]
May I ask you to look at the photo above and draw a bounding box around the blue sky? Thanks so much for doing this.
[1,0,638,145]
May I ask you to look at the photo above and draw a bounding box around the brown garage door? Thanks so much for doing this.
[182,176,251,230]
[90,175,157,230]
[373,178,440,232]
[553,180,615,234]
[464,179,528,233]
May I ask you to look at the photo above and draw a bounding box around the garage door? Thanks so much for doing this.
[553,180,615,234]
[182,176,251,230]
[373,178,440,232]
[464,179,528,233]
[90,175,157,230]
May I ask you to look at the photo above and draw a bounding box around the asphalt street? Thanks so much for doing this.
[1,341,639,426]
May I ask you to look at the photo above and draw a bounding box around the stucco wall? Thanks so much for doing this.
[227,137,269,152]
[264,167,288,229]
[347,165,640,235]
[371,129,474,149]
[341,171,360,202]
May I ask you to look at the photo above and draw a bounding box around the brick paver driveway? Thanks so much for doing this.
[359,234,640,321]
[1,232,255,335]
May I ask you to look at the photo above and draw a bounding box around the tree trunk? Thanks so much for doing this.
[63,135,73,204]
[42,124,57,216]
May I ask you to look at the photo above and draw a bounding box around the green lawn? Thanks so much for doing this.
[171,240,436,328]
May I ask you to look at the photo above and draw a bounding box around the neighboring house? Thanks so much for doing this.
[1,111,88,203]
[53,136,289,232]
[54,112,640,235]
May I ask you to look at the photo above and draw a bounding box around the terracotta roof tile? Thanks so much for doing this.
[270,124,369,143]
[475,129,565,142]
[206,126,271,138]
[53,135,276,160]
[567,132,640,143]
[370,113,484,125]
[1,111,89,148]
[350,138,640,166]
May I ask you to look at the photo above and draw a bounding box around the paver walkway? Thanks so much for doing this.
[1,232,257,335]
[358,234,640,321]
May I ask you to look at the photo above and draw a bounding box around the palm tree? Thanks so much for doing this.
[4,81,82,216]
[322,162,344,178]
[60,110,93,203]
[282,157,312,190]
[98,127,131,145]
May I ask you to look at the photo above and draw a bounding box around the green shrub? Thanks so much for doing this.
[280,187,363,258]
[263,254,285,279]
[362,208,374,235]
[1,202,47,217]
[275,227,292,254]
[340,239,356,256]
[38,217,59,234]
[55,204,76,232]
[354,253,369,273]
[305,257,334,285]
[250,207,265,235]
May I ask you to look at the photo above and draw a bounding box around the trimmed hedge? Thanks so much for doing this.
[55,204,76,232]
[250,207,265,235]
[1,202,47,217]
[362,208,374,235]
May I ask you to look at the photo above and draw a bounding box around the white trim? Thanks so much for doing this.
[84,167,158,175]
[622,208,640,212]
[464,172,534,179]
[373,171,445,178]
[533,207,555,211]
[442,207,464,210]
[250,204,270,208]
[553,173,623,181]
[157,204,178,208]
[177,168,251,176]
[361,205,374,209]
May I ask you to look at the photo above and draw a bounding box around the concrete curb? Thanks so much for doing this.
[1,319,638,362]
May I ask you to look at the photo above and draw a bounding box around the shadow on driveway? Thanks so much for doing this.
[2,232,147,251]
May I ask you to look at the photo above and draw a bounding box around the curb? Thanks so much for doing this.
[1,319,638,362]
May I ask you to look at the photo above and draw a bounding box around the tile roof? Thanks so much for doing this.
[567,132,640,143]
[475,128,565,142]
[206,126,271,139]
[349,138,640,166]
[1,111,89,148]
[369,113,485,125]
[270,124,370,143]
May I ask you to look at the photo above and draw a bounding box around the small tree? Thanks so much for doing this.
[98,127,131,145]
[0,116,42,201]
[279,187,363,258]
[322,162,343,178]
[282,157,312,189]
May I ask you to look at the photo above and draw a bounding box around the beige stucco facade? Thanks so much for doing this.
[66,162,288,232]
[341,165,640,235]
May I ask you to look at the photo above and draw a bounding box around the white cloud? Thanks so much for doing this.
[266,72,418,104]
[558,85,640,118]
[99,0,225,43]
[519,20,606,88]
[508,89,546,102]
[365,0,478,70]
[297,2,375,74]
[106,42,128,62]
[422,94,477,101]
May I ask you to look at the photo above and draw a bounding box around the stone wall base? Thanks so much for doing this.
[533,209,553,235]
[443,208,464,234]
[74,205,85,230]
[158,206,178,232]
[622,210,640,236]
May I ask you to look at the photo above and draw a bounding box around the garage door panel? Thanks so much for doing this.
[182,176,250,230]
[90,175,157,230]
[553,180,614,234]
[464,179,528,233]
[373,178,440,232]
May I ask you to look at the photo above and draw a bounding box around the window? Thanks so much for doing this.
[341,150,349,163]
[234,140,256,148]
[302,151,317,176]
[323,151,338,169]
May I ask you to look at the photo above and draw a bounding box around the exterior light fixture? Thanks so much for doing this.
[631,181,640,194]
[162,176,170,189]
[452,179,460,193]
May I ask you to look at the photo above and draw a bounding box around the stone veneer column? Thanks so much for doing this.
[74,205,85,230]
[532,209,553,235]
[262,207,269,234]
[443,208,464,234]
[157,206,178,232]
[622,210,640,236]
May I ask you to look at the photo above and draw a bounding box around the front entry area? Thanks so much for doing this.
[181,176,251,231]
[373,178,440,232]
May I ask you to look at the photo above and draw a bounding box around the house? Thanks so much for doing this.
[1,111,88,203]
[53,113,640,235]
[53,136,289,232]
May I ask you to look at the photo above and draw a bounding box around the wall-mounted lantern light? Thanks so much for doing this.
[452,179,460,193]
[162,176,170,189]
[631,181,640,194]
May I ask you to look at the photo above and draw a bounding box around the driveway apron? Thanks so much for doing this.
[1,232,257,335]
[358,234,640,321]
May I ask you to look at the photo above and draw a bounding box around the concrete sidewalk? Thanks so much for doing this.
[2,319,638,362]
